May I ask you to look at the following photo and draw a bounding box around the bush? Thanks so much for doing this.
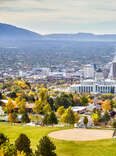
[35,136,56,156]
[0,133,8,147]
[15,134,32,156]
[21,113,30,123]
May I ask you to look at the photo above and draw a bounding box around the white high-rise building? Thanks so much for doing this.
[83,64,95,79]
[109,56,116,80]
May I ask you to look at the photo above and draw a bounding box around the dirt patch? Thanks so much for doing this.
[49,128,114,141]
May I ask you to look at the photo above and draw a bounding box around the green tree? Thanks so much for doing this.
[48,112,58,125]
[42,114,49,125]
[35,136,56,156]
[0,133,8,147]
[15,134,32,156]
[80,96,88,106]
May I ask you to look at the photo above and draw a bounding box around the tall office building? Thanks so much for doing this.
[83,64,95,79]
[109,56,116,79]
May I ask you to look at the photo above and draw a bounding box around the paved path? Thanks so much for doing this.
[49,128,113,141]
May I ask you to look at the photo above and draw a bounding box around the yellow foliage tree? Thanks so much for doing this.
[17,151,26,156]
[5,98,15,113]
[92,113,99,125]
[43,103,51,114]
[102,100,111,111]
[33,99,43,114]
[57,106,65,116]
[74,112,80,123]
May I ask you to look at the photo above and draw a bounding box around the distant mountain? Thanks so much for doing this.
[0,23,42,40]
[1,23,116,42]
[44,33,116,41]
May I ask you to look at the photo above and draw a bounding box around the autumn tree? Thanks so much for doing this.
[8,112,18,123]
[15,97,26,113]
[5,98,15,113]
[57,106,65,116]
[102,100,111,112]
[60,107,75,125]
[43,103,51,114]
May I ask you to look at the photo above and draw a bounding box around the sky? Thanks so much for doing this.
[1,0,116,34]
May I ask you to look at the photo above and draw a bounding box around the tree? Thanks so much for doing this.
[74,112,80,123]
[16,98,26,114]
[92,113,99,125]
[43,103,51,114]
[42,114,49,125]
[102,111,111,124]
[5,98,15,113]
[57,106,65,116]
[0,142,16,156]
[110,100,114,111]
[112,121,116,128]
[15,134,32,156]
[102,100,111,112]
[80,96,88,106]
[48,112,58,125]
[0,133,8,147]
[8,112,18,123]
[35,136,56,156]
[33,99,43,114]
[55,93,74,109]
[47,97,54,111]
[17,151,26,156]
[60,107,75,125]
[21,112,30,123]
[83,116,88,128]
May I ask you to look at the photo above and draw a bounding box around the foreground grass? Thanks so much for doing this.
[0,122,116,156]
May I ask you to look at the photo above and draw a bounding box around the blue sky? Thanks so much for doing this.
[1,0,116,34]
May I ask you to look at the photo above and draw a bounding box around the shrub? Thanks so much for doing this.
[15,134,32,156]
[35,136,56,156]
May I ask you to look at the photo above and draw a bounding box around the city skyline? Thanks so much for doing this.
[1,0,116,34]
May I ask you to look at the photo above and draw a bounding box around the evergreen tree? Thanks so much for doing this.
[0,133,8,147]
[42,114,49,125]
[21,112,30,123]
[15,134,32,156]
[35,136,56,156]
[48,112,58,125]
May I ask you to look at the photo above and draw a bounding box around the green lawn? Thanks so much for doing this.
[0,122,116,156]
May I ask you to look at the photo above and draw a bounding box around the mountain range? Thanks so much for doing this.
[1,23,116,41]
